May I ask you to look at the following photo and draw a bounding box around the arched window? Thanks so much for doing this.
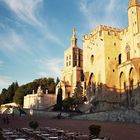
[90,55,94,64]
[119,72,126,92]
[139,67,140,79]
[125,44,130,61]
[129,68,134,90]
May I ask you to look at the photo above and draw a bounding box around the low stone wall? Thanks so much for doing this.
[23,109,69,118]
[72,109,140,124]
[23,109,140,124]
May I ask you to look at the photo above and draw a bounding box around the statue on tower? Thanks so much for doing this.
[37,85,43,97]
[71,28,77,47]
[72,28,76,38]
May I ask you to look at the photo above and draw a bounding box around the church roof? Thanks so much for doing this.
[128,0,140,9]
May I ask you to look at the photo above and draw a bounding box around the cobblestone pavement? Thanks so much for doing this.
[0,115,140,140]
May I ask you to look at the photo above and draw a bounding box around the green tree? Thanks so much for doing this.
[7,82,19,102]
[0,82,19,105]
[13,77,56,106]
[0,88,8,105]
[13,85,27,106]
[62,97,75,111]
[73,82,84,104]
[56,77,60,85]
[56,87,63,110]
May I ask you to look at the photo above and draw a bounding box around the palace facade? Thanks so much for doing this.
[56,0,140,106]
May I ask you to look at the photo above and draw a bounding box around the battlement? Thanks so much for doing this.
[99,25,122,32]
[120,27,128,34]
[83,25,122,41]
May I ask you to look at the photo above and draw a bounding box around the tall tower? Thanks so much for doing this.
[128,0,140,34]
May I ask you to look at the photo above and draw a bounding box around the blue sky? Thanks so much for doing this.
[0,0,130,91]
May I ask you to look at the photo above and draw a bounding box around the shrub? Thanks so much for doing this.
[29,121,39,130]
[88,124,101,138]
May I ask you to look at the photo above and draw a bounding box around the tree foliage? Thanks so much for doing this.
[60,82,84,112]
[62,97,75,111]
[13,77,56,106]
[0,82,19,105]
[53,87,63,111]
[56,77,60,85]
[72,82,84,105]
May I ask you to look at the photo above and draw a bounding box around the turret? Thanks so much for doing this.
[128,0,140,34]
[128,0,140,9]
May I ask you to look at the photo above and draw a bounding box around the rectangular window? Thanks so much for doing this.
[99,31,102,36]
[127,52,130,61]
[66,62,68,66]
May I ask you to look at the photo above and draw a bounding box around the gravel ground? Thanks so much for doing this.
[0,114,140,140]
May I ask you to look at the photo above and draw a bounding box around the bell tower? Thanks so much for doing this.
[128,0,140,34]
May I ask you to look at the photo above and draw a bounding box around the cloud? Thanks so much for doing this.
[35,58,63,78]
[79,0,127,29]
[3,0,65,48]
[0,30,31,55]
[4,0,43,27]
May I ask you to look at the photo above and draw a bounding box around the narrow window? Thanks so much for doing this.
[118,54,122,64]
[127,51,130,61]
[99,31,102,36]
[90,55,94,64]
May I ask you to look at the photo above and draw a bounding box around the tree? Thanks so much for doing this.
[13,85,27,106]
[56,77,60,85]
[73,82,84,105]
[56,87,63,110]
[0,82,19,105]
[7,82,19,102]
[62,97,75,111]
[13,77,56,106]
[0,88,8,105]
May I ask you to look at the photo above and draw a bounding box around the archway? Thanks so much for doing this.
[119,72,128,107]
[129,68,134,92]
[129,67,138,89]
[119,72,126,93]
[88,73,96,94]
[139,66,140,79]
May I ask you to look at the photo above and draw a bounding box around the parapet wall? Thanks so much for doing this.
[83,25,122,41]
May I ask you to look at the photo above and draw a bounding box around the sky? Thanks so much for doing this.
[0,0,130,92]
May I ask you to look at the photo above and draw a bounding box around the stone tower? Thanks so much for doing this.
[128,0,140,34]
[56,29,83,99]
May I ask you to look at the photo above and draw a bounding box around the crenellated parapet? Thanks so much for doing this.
[83,25,122,42]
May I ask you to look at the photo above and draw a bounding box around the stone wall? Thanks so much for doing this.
[72,109,140,124]
[24,109,69,118]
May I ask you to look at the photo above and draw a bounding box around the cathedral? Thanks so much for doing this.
[56,0,140,107]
